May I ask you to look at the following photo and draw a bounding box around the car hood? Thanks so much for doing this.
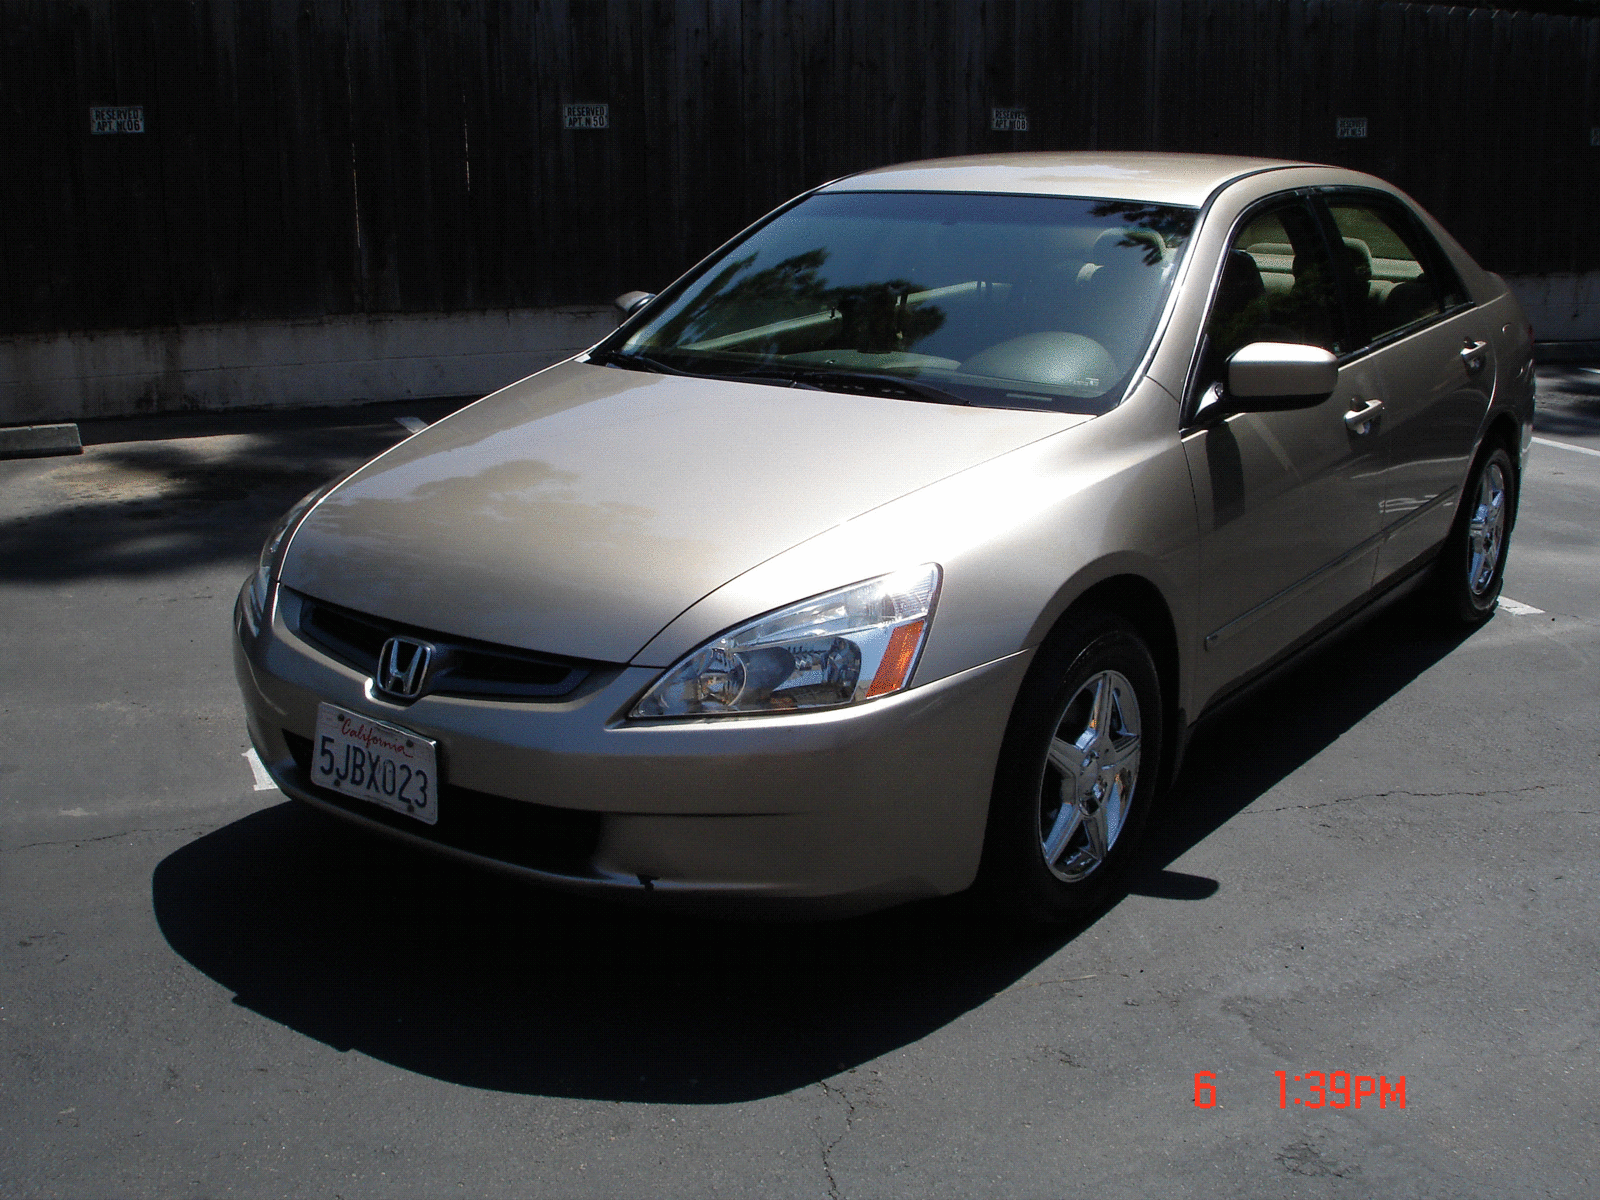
[280,361,1087,662]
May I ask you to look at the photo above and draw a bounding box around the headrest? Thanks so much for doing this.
[1291,237,1373,284]
[1090,227,1166,266]
[1340,237,1373,281]
[1216,249,1265,309]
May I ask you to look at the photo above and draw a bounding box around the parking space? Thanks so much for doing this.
[2,375,1597,1198]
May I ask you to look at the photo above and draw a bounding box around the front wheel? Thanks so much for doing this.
[977,612,1164,924]
[1435,443,1517,625]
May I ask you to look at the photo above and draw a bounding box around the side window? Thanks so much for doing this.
[1201,198,1344,390]
[1323,197,1465,347]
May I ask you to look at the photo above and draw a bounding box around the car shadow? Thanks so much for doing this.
[151,593,1479,1103]
[1138,592,1478,877]
[152,805,1069,1103]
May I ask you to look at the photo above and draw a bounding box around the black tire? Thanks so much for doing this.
[977,611,1164,924]
[1434,443,1517,626]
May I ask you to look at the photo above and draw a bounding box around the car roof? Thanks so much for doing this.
[822,152,1313,208]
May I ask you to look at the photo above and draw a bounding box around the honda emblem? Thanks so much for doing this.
[376,637,435,700]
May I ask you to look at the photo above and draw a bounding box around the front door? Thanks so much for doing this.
[1181,196,1386,707]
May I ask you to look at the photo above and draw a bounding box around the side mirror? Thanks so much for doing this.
[613,291,655,318]
[1224,342,1338,410]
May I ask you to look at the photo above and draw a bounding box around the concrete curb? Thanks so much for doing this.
[0,423,83,459]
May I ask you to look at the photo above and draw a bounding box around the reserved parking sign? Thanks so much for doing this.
[91,106,144,134]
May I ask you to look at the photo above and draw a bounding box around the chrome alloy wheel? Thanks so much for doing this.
[1039,669,1142,883]
[1466,460,1509,596]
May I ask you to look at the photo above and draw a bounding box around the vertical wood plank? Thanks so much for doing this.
[1148,0,1183,153]
[3,1,86,331]
[1506,10,1540,275]
[1542,13,1579,275]
[1581,18,1600,280]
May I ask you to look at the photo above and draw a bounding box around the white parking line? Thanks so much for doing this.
[1532,436,1600,459]
[1497,597,1545,616]
[395,416,428,434]
[242,748,278,792]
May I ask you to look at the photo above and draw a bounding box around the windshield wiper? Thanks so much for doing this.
[588,348,691,376]
[725,365,970,406]
[594,353,971,406]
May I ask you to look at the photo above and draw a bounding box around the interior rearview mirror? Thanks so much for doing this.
[1225,342,1338,410]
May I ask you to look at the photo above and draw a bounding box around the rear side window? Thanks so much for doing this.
[1322,196,1467,348]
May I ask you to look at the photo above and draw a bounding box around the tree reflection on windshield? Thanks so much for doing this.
[657,248,945,357]
[656,249,827,347]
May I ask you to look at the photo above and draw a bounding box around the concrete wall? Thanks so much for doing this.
[3,276,1596,426]
[1507,273,1600,344]
[0,307,617,425]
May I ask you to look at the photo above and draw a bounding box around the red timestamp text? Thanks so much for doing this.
[1192,1071,1406,1109]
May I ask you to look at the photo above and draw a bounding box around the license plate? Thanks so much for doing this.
[312,703,439,825]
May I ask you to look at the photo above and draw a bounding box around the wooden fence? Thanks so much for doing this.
[4,0,1598,336]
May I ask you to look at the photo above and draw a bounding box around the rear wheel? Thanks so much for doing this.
[978,612,1163,924]
[1435,443,1517,625]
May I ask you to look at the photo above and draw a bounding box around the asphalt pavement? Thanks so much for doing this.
[2,374,1597,1199]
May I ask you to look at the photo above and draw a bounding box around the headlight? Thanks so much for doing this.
[245,483,336,624]
[630,564,942,718]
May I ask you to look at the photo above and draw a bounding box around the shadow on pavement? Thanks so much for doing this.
[153,806,1069,1103]
[75,397,474,447]
[1142,593,1477,876]
[152,592,1482,1103]
[0,400,471,584]
[0,426,404,583]
[1534,368,1600,440]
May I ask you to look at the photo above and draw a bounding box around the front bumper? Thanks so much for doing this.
[233,580,1032,915]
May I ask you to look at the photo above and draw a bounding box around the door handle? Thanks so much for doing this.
[1344,397,1384,434]
[1461,339,1488,373]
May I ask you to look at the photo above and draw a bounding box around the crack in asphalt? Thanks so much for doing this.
[4,823,219,853]
[1250,783,1557,815]
[815,1078,857,1200]
[994,973,1099,998]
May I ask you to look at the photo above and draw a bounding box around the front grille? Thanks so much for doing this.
[284,732,601,874]
[290,590,593,700]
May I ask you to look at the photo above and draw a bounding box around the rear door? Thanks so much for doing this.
[1181,194,1386,705]
[1316,191,1493,584]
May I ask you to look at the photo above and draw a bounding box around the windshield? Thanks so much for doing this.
[602,191,1196,412]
